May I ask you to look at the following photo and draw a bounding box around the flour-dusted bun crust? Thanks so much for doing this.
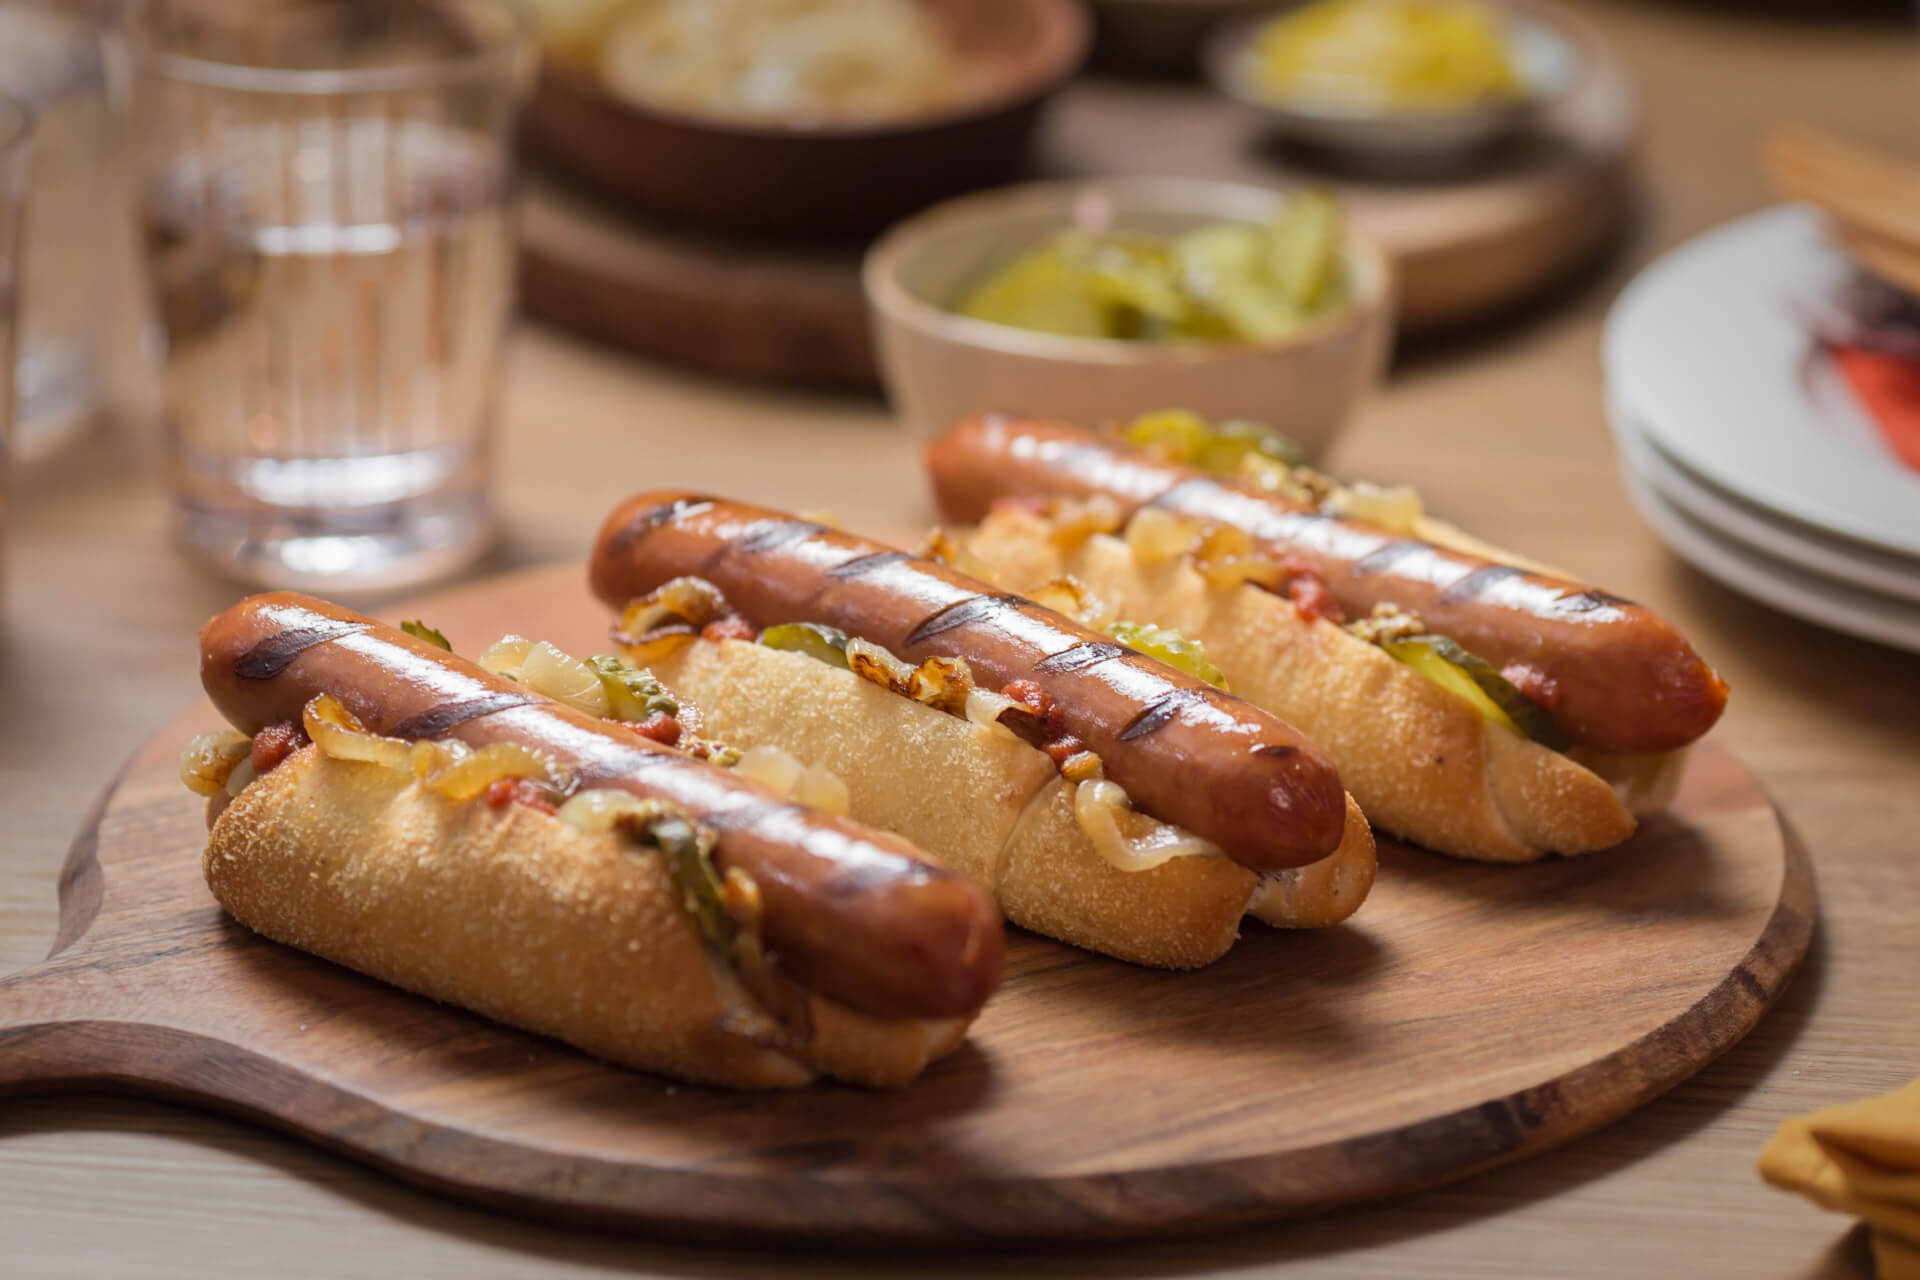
[649,639,1375,966]
[963,510,1675,862]
[205,746,966,1089]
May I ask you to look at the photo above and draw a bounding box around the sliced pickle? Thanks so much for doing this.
[1198,418,1306,473]
[758,621,851,669]
[400,619,452,651]
[1107,620,1229,691]
[587,654,679,722]
[1122,408,1211,463]
[1380,635,1567,750]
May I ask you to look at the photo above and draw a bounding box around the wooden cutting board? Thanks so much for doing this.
[0,564,1810,1244]
[518,3,1635,383]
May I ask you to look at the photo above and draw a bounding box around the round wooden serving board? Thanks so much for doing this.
[0,565,1809,1244]
[519,4,1635,383]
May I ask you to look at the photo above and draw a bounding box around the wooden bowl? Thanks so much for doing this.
[523,0,1091,240]
[1204,0,1585,162]
[863,176,1395,453]
[1088,0,1266,76]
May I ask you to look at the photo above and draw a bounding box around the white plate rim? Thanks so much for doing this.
[1611,401,1920,605]
[1604,203,1920,560]
[1615,449,1920,654]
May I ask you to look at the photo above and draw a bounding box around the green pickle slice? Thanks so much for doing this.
[1380,635,1567,750]
[1108,620,1229,691]
[759,621,852,669]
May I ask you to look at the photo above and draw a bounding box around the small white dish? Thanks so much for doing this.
[1203,0,1583,160]
[1615,445,1920,655]
[1605,204,1920,561]
[1611,401,1920,606]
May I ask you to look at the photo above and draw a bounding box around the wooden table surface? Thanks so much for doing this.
[4,2,1916,1275]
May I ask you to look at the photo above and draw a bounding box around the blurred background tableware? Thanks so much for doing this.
[523,0,1629,389]
[0,96,30,602]
[1203,0,1583,165]
[1604,204,1920,653]
[863,176,1393,449]
[522,0,1090,239]
[129,0,535,594]
[1085,0,1264,77]
[0,0,115,462]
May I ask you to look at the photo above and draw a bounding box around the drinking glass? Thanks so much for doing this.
[0,1,112,461]
[0,98,30,600]
[129,0,535,592]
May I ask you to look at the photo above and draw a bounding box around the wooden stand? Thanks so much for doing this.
[0,564,1810,1243]
[519,4,1636,382]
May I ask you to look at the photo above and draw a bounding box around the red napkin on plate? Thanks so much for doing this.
[1834,345,1920,473]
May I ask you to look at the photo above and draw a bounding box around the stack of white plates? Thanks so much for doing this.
[1603,205,1920,654]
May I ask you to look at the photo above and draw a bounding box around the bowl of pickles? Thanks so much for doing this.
[1204,0,1584,160]
[862,176,1394,453]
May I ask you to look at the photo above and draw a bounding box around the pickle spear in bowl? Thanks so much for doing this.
[864,177,1394,455]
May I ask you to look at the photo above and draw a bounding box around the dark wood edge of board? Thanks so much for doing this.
[0,754,1816,1246]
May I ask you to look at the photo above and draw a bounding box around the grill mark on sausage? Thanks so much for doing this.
[1351,539,1432,576]
[1438,564,1527,603]
[1254,742,1299,759]
[1556,589,1632,613]
[826,550,911,579]
[905,594,1025,646]
[737,518,826,554]
[1118,688,1206,741]
[602,496,716,563]
[232,619,372,680]
[1032,641,1129,674]
[389,691,539,740]
[702,518,825,578]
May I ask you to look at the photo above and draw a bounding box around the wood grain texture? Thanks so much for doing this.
[0,565,1809,1243]
[519,3,1632,380]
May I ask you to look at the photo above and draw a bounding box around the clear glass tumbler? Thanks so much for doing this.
[0,97,30,601]
[129,0,535,592]
[0,2,113,461]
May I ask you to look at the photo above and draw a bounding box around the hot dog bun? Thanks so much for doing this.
[206,745,970,1089]
[962,508,1675,862]
[647,638,1374,965]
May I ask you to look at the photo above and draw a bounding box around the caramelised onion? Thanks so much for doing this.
[1331,481,1423,535]
[224,757,259,798]
[846,637,976,716]
[1124,507,1202,567]
[554,787,653,834]
[411,738,469,778]
[1073,779,1220,872]
[1045,496,1123,553]
[732,744,851,816]
[519,640,612,718]
[617,576,730,638]
[303,694,413,774]
[1024,575,1108,626]
[963,686,1021,737]
[916,527,999,582]
[1193,524,1281,592]
[425,742,572,802]
[477,634,533,678]
[180,729,251,796]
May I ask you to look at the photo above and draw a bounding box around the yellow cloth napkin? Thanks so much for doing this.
[1760,1076,1920,1278]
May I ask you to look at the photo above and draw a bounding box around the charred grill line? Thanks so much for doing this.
[232,619,372,680]
[1350,539,1433,576]
[826,550,911,579]
[1118,688,1206,741]
[388,692,539,740]
[905,594,1026,646]
[603,497,715,564]
[1437,564,1526,604]
[735,518,827,555]
[1032,641,1129,674]
[1557,589,1633,613]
